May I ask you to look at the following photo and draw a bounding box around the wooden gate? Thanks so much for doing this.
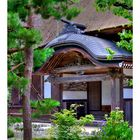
[87,81,101,112]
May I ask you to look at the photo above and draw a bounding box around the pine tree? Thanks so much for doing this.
[8,0,81,139]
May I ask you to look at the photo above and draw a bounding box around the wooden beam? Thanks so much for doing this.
[53,65,108,74]
[111,77,117,110]
[48,74,111,84]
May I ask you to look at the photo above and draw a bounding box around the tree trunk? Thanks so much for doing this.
[23,47,33,140]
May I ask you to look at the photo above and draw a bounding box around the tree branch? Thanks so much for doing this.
[8,29,53,55]
[113,2,133,10]
[8,62,25,72]
[8,48,25,55]
[8,42,49,55]
[8,32,52,55]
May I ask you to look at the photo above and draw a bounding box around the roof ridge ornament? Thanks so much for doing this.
[59,18,86,35]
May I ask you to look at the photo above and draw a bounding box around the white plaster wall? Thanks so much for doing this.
[102,80,111,105]
[62,74,120,105]
[123,69,132,76]
[62,74,87,100]
[102,79,120,106]
[123,88,133,99]
[63,91,87,100]
[44,75,51,98]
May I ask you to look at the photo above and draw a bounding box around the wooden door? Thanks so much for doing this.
[87,81,101,111]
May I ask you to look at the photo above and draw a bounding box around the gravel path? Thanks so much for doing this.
[8,122,101,140]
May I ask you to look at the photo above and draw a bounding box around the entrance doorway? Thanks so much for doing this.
[87,81,101,113]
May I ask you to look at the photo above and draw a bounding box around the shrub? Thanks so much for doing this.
[8,128,14,138]
[31,98,60,118]
[33,138,50,140]
[8,116,22,127]
[99,108,133,140]
[81,135,100,140]
[47,109,94,140]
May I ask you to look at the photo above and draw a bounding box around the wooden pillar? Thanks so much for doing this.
[120,68,124,110]
[51,83,63,110]
[111,77,117,110]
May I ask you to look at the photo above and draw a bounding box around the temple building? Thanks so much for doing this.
[9,0,132,124]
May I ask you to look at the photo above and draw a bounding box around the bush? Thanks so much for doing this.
[47,109,94,140]
[31,98,60,118]
[8,116,22,127]
[81,136,100,140]
[99,108,133,140]
[33,138,50,140]
[8,128,14,138]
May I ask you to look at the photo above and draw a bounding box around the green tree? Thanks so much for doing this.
[8,0,81,139]
[95,0,133,52]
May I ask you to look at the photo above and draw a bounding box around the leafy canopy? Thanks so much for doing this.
[8,0,81,93]
[95,0,132,20]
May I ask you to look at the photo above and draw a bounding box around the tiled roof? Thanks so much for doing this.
[46,33,132,61]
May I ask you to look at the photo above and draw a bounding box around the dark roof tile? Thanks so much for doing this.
[46,33,132,61]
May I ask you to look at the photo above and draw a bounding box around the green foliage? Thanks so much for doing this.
[31,98,60,118]
[33,48,54,69]
[99,109,133,140]
[81,136,100,140]
[8,128,15,138]
[8,12,23,49]
[48,109,94,140]
[79,115,95,126]
[33,138,49,140]
[32,0,81,20]
[95,0,132,21]
[8,0,81,95]
[17,28,42,46]
[117,29,132,52]
[32,136,100,140]
[8,72,29,94]
[8,0,29,21]
[8,0,81,138]
[106,48,115,60]
[8,12,21,30]
[8,116,23,127]
[128,79,133,87]
[112,6,132,21]
[65,7,81,20]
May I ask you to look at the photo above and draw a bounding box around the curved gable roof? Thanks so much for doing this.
[45,33,132,61]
